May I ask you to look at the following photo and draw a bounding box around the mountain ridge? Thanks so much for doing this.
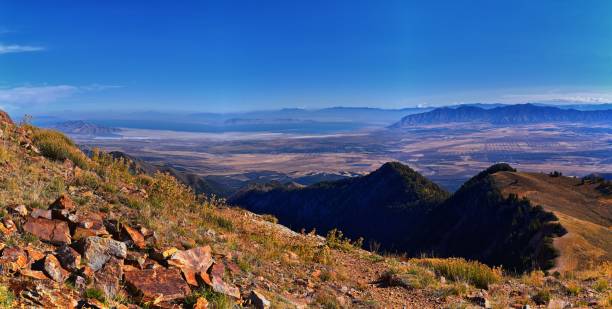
[391,103,612,127]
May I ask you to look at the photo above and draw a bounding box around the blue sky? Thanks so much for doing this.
[1,1,612,114]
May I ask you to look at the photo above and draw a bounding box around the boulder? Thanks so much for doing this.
[21,281,79,308]
[55,245,81,271]
[122,225,146,249]
[249,290,271,309]
[167,246,213,286]
[20,269,49,280]
[49,194,76,211]
[93,257,124,299]
[124,267,191,303]
[83,236,127,271]
[0,247,29,273]
[23,217,71,245]
[72,227,99,241]
[24,246,46,263]
[43,254,69,283]
[76,211,107,233]
[209,262,240,299]
[31,208,53,219]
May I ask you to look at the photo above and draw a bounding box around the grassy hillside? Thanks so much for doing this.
[493,171,612,273]
[0,114,609,308]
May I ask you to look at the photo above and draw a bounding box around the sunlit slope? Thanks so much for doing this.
[493,171,612,272]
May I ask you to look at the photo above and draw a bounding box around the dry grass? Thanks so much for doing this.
[412,258,502,289]
[31,128,90,169]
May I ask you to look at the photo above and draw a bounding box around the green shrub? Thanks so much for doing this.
[326,229,363,251]
[32,129,89,169]
[84,287,105,303]
[594,279,608,292]
[0,285,14,308]
[532,289,550,305]
[380,264,437,290]
[412,258,502,289]
[184,287,232,309]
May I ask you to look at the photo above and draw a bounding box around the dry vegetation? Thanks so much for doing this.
[0,119,610,308]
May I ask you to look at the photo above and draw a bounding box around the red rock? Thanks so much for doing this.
[44,254,69,283]
[93,257,123,299]
[209,262,240,299]
[124,267,191,303]
[49,194,76,211]
[72,227,98,241]
[0,247,28,272]
[20,269,49,280]
[24,246,45,263]
[167,246,213,286]
[198,272,213,287]
[31,208,53,219]
[122,225,146,249]
[23,217,71,245]
[55,245,81,271]
[80,265,94,279]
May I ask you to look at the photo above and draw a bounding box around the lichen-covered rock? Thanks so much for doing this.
[209,262,240,299]
[44,254,69,283]
[20,269,49,280]
[31,208,53,219]
[0,247,29,273]
[83,236,127,271]
[93,257,124,299]
[23,217,71,245]
[55,245,81,272]
[124,267,191,303]
[167,246,213,286]
[20,281,79,308]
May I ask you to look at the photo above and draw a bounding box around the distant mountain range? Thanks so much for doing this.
[230,162,611,273]
[391,104,612,127]
[51,120,121,137]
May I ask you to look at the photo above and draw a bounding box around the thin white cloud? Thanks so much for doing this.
[0,84,121,106]
[501,92,612,104]
[0,43,45,54]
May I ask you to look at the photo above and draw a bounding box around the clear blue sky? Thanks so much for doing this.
[1,1,612,114]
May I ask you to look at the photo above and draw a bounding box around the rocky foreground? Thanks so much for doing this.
[0,112,610,308]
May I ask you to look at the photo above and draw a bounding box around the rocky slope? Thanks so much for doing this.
[0,112,609,308]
